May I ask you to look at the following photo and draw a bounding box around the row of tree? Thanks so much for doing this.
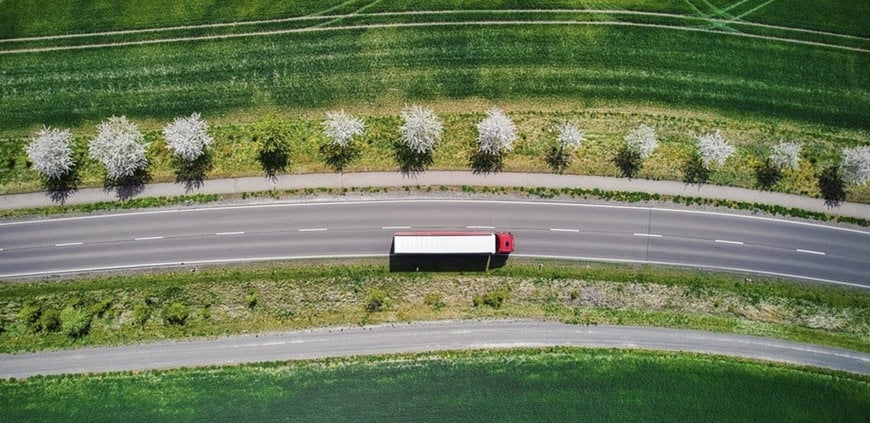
[24,107,870,206]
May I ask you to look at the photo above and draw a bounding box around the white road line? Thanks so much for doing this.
[633,233,662,238]
[467,225,495,229]
[216,232,246,236]
[796,249,826,256]
[715,239,745,245]
[55,242,83,247]
[134,236,164,241]
[550,228,579,233]
[299,228,328,232]
[382,226,411,230]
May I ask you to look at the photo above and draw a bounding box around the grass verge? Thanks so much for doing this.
[1,348,868,422]
[1,259,867,354]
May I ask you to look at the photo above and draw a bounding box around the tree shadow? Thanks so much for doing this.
[393,141,434,176]
[612,146,642,179]
[754,158,782,191]
[103,168,151,200]
[818,165,845,208]
[43,167,81,205]
[320,143,360,173]
[257,149,289,180]
[681,153,711,186]
[546,145,572,174]
[174,152,213,193]
[470,151,504,175]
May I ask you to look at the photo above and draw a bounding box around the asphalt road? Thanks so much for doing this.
[2,320,868,378]
[1,199,868,285]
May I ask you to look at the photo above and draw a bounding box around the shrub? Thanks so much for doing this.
[60,306,92,338]
[88,297,114,318]
[18,302,42,327]
[162,302,190,326]
[36,309,61,333]
[246,290,259,310]
[423,292,445,310]
[132,303,150,326]
[365,289,391,312]
[473,290,508,309]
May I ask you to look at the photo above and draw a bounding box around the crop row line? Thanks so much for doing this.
[1,19,866,56]
[0,9,864,45]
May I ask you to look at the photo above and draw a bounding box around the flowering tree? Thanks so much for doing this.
[89,116,148,181]
[696,130,734,167]
[163,112,213,162]
[476,107,516,155]
[547,121,584,173]
[769,141,801,170]
[400,105,443,154]
[25,126,74,180]
[322,110,365,147]
[840,146,870,185]
[623,123,658,160]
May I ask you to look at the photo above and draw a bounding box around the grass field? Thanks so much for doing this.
[1,260,867,354]
[1,348,868,422]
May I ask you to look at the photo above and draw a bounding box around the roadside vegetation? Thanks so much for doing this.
[1,348,868,422]
[0,259,867,354]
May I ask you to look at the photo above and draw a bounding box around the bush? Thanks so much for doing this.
[60,306,92,338]
[473,290,508,309]
[365,289,391,312]
[88,297,114,318]
[36,309,61,333]
[18,302,42,327]
[246,290,259,310]
[423,292,445,310]
[162,302,190,326]
[132,303,150,326]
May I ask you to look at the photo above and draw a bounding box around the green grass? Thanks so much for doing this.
[1,260,867,354]
[1,348,868,422]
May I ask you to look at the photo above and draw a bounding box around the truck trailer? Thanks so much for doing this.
[392,231,514,255]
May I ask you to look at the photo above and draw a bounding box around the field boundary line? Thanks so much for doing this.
[736,0,779,19]
[1,9,865,45]
[1,20,866,56]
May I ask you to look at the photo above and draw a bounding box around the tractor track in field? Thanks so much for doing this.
[1,10,866,55]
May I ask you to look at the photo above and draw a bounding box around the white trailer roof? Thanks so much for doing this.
[393,234,495,254]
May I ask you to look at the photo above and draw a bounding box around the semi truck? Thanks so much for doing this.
[392,231,514,255]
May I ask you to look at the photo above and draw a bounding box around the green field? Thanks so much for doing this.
[1,348,868,422]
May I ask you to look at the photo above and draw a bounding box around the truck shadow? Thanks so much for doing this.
[389,254,508,272]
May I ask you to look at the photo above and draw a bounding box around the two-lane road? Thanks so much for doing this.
[1,199,868,285]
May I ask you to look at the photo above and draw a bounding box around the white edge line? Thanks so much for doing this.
[550,228,580,233]
[54,242,83,247]
[216,231,246,236]
[633,233,662,238]
[796,249,826,256]
[2,199,868,236]
[512,254,867,289]
[299,228,328,232]
[382,226,411,230]
[134,236,164,241]
[715,239,745,245]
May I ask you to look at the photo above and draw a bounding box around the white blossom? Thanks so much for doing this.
[322,110,365,147]
[399,105,443,154]
[841,145,870,185]
[89,116,148,180]
[476,107,516,155]
[696,130,735,167]
[553,121,584,150]
[25,126,74,179]
[163,112,213,162]
[623,124,658,159]
[769,141,802,170]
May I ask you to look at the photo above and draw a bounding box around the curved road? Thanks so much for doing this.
[1,199,868,285]
[2,320,869,378]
